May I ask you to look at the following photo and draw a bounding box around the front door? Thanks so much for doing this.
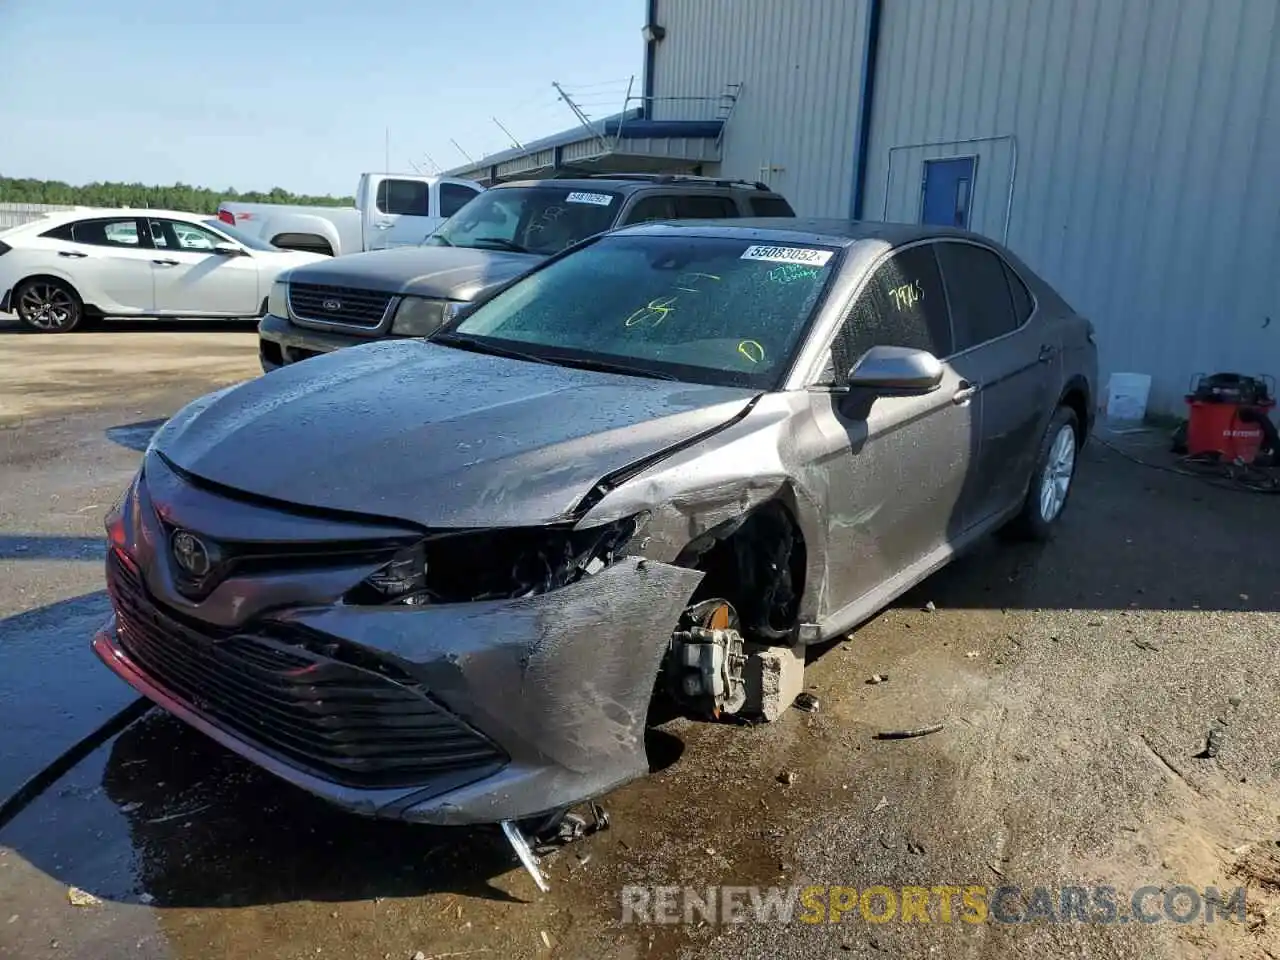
[813,244,980,619]
[147,219,261,316]
[364,176,437,249]
[921,157,976,229]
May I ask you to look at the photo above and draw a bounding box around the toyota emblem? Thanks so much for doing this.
[171,530,212,578]
[322,298,342,312]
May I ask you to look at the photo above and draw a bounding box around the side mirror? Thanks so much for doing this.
[846,345,943,395]
[212,242,243,256]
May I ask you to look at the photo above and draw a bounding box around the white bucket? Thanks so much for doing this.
[1106,372,1152,421]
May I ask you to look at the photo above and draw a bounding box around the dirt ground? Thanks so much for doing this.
[1,317,1278,960]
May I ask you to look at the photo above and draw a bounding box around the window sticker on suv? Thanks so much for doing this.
[740,245,833,266]
[565,192,614,206]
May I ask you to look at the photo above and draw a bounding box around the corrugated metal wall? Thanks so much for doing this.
[862,0,1280,412]
[651,0,870,217]
[0,202,77,230]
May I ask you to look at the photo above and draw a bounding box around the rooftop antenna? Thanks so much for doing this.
[384,127,390,173]
[492,116,525,151]
[552,81,610,155]
[407,158,423,173]
[422,153,443,174]
[450,138,476,165]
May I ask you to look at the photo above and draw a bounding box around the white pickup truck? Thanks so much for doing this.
[216,173,485,257]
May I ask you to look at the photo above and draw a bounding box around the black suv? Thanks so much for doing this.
[257,174,796,372]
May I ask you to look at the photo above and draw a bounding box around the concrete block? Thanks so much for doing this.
[742,642,805,722]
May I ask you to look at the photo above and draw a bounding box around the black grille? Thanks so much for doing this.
[288,282,395,329]
[106,550,505,788]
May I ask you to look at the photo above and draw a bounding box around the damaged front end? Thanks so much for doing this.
[93,454,710,836]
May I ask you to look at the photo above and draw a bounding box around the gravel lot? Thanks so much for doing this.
[1,317,1277,960]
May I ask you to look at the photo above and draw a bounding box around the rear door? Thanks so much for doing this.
[147,219,261,316]
[363,176,435,249]
[54,217,157,311]
[935,240,1055,525]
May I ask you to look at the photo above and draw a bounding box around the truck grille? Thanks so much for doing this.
[288,283,396,330]
[105,550,506,789]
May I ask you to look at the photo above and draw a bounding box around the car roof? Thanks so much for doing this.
[608,217,993,247]
[493,175,782,195]
[16,208,219,230]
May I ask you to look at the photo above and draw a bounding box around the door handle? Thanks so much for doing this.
[152,258,180,266]
[1038,344,1058,363]
[952,381,980,404]
[373,222,393,230]
[57,251,87,259]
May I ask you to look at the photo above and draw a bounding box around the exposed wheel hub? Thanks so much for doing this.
[667,599,748,717]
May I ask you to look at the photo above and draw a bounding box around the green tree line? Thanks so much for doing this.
[0,176,354,213]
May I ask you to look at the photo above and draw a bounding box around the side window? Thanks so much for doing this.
[1004,261,1035,324]
[831,245,952,377]
[69,219,143,248]
[673,195,737,219]
[749,196,796,217]
[622,195,677,224]
[439,183,480,218]
[162,220,224,252]
[375,178,431,216]
[40,223,75,241]
[936,242,1020,351]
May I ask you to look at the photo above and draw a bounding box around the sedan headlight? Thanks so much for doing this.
[267,279,290,318]
[391,297,463,337]
[345,514,647,606]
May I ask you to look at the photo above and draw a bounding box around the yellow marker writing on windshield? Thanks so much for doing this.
[625,295,679,328]
[738,340,765,364]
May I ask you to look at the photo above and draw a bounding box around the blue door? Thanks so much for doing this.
[921,157,976,229]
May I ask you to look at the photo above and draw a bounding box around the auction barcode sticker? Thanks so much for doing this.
[565,192,614,206]
[741,245,834,266]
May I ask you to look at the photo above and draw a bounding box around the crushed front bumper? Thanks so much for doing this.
[93,457,703,824]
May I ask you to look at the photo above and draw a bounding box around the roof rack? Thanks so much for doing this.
[547,171,772,191]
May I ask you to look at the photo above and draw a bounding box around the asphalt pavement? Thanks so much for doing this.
[1,318,1277,960]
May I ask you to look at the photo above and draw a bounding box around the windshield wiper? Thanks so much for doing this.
[551,356,678,381]
[469,236,530,253]
[423,233,452,246]
[432,333,553,365]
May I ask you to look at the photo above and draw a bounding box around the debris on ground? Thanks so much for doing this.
[922,601,936,613]
[138,893,154,906]
[875,723,945,741]
[540,930,552,949]
[67,887,101,907]
[778,770,797,785]
[964,650,979,659]
[1229,695,1243,708]
[866,674,889,684]
[118,802,142,814]
[872,797,889,814]
[906,841,926,855]
[988,861,1005,877]
[1197,727,1226,759]
[1132,638,1161,652]
[793,692,820,713]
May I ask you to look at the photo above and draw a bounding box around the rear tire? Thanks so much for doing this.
[15,278,83,333]
[1003,406,1080,542]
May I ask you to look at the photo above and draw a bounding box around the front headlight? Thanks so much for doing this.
[267,279,290,318]
[345,514,647,606]
[391,297,461,337]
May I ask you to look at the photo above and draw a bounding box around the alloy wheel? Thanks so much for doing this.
[1038,424,1076,522]
[19,283,78,331]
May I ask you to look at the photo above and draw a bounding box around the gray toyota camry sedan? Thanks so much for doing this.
[95,218,1096,856]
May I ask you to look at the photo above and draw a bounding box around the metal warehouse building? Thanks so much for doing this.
[450,0,1280,413]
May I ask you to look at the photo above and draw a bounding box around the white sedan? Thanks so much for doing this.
[0,209,327,332]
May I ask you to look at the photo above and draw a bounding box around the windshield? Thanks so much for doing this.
[204,219,280,252]
[424,187,621,256]
[445,234,838,388]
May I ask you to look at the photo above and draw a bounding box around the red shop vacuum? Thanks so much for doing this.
[1182,373,1277,465]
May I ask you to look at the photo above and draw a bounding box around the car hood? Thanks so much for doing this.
[153,340,759,528]
[283,245,542,300]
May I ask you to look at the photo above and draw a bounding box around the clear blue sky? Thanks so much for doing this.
[0,0,643,196]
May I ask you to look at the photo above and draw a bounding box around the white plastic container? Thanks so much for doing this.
[1105,372,1152,421]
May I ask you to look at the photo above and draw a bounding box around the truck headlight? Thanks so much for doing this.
[267,280,290,318]
[391,297,459,338]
